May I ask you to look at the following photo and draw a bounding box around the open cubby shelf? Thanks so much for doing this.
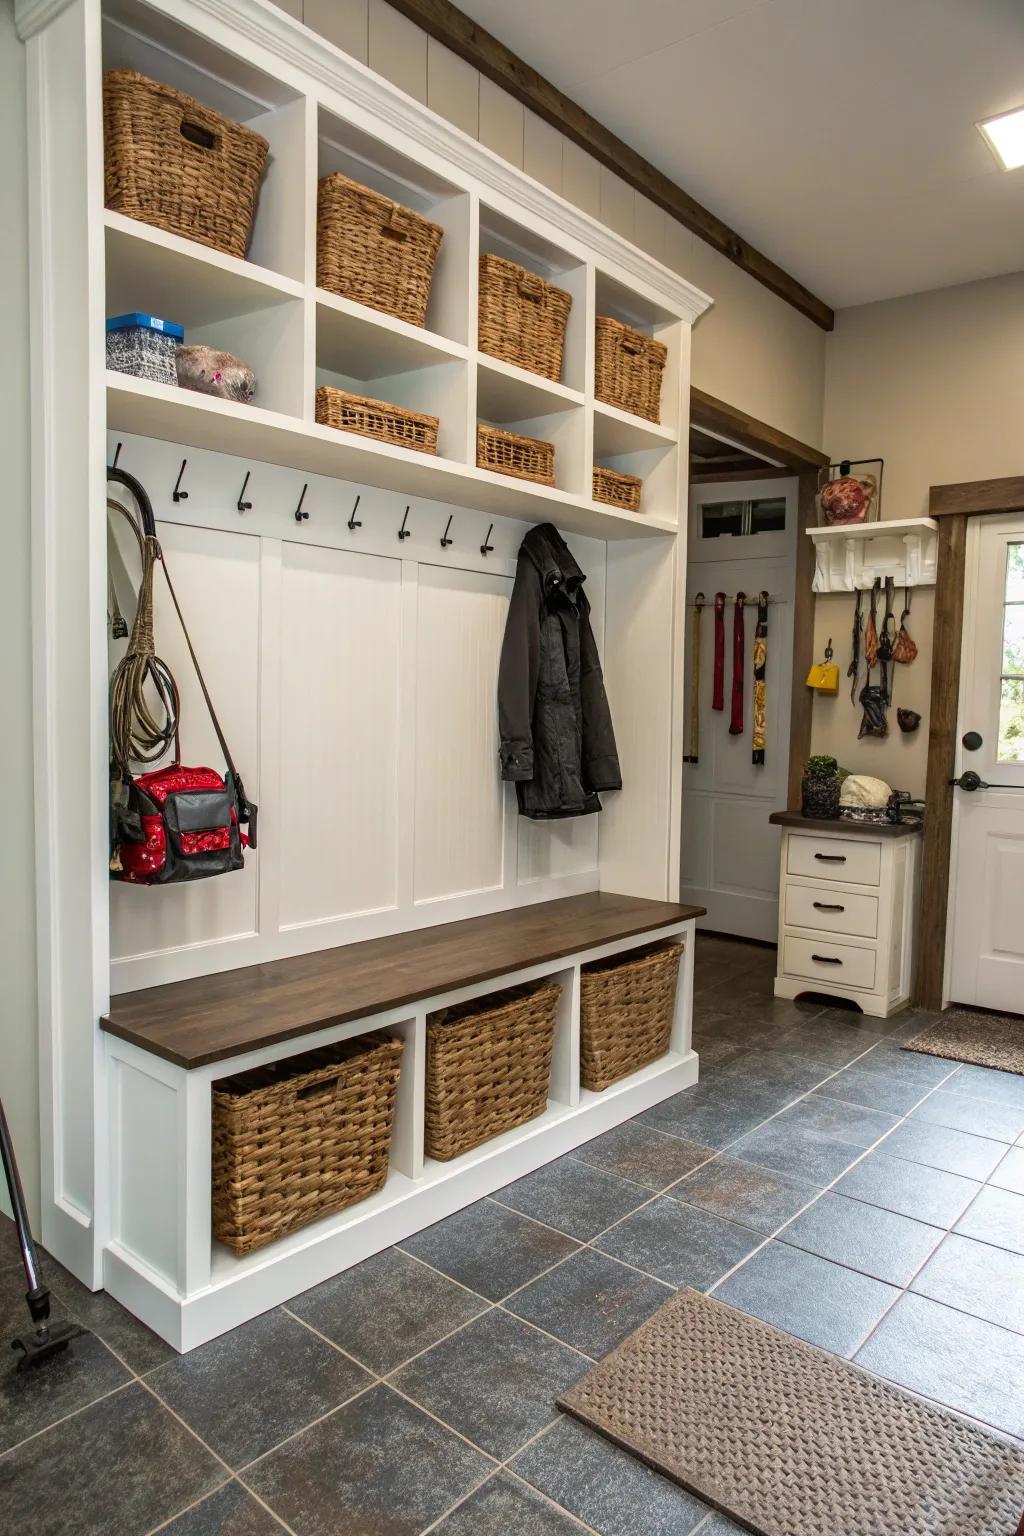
[97,0,699,537]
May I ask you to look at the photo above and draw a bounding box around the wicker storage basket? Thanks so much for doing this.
[594,316,668,423]
[477,424,555,485]
[103,70,269,260]
[593,465,642,513]
[580,942,680,1092]
[212,1032,404,1256]
[425,981,560,1161]
[317,172,443,328]
[316,386,439,454]
[478,254,572,382]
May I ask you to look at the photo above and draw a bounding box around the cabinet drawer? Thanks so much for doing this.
[782,936,877,991]
[784,884,879,939]
[787,835,880,887]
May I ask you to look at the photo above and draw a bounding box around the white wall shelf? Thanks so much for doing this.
[808,517,939,592]
[19,0,711,1342]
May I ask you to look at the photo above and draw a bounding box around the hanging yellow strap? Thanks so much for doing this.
[685,593,704,763]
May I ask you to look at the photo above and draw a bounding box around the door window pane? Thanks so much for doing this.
[749,497,786,533]
[998,678,1024,762]
[997,544,1024,762]
[701,502,744,538]
[701,497,787,538]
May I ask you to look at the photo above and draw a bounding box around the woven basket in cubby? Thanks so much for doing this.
[477,424,554,485]
[212,1032,404,1255]
[103,70,269,260]
[478,253,572,382]
[595,316,667,423]
[317,172,444,328]
[425,981,560,1161]
[580,943,680,1091]
[316,386,439,454]
[593,465,642,513]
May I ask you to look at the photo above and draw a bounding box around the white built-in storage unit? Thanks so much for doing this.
[18,0,711,1348]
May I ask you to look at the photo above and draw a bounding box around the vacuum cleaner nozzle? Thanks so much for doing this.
[11,1319,85,1372]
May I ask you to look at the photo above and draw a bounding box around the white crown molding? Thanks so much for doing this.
[15,0,77,40]
[177,0,713,324]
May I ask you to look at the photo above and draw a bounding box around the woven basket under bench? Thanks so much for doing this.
[425,980,560,1161]
[316,387,439,454]
[580,942,680,1092]
[212,1031,404,1255]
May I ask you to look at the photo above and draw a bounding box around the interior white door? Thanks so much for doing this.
[947,516,1024,1012]
[681,478,797,941]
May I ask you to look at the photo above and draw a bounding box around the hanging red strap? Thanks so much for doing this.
[729,592,746,735]
[712,592,726,710]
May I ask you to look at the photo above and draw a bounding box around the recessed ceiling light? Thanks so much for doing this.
[978,106,1024,170]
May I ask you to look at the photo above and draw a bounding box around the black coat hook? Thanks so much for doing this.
[111,441,123,469]
[440,514,454,549]
[237,471,252,513]
[172,459,189,502]
[398,505,411,542]
[347,494,362,531]
[480,523,494,556]
[294,483,309,523]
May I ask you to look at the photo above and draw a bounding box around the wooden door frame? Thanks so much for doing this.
[915,475,1024,1009]
[688,389,828,811]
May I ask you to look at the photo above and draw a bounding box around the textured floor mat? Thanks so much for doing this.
[904,1009,1024,1076]
[559,1288,1024,1536]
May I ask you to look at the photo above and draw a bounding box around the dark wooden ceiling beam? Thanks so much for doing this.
[385,0,834,331]
[690,387,829,471]
[929,475,1024,517]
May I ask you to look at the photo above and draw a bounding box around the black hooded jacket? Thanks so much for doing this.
[498,523,622,819]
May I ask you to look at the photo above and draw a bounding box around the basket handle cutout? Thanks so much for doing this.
[296,1075,341,1100]
[517,272,545,302]
[180,118,218,152]
[381,206,411,241]
[621,333,645,355]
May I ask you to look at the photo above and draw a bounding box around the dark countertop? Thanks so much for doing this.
[770,810,923,839]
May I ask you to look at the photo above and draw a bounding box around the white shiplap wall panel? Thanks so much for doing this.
[109,522,261,963]
[518,815,599,884]
[278,541,402,928]
[413,563,509,903]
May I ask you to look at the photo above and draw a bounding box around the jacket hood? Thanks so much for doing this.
[520,523,585,597]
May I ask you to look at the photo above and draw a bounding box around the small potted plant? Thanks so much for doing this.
[801,754,841,819]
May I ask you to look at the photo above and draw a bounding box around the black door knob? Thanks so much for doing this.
[949,770,989,791]
[962,731,983,751]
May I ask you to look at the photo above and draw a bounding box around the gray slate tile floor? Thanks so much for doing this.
[2,934,1022,1533]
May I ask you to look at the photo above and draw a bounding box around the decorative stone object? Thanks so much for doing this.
[176,344,256,403]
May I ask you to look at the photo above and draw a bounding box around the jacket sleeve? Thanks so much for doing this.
[497,557,541,781]
[579,603,622,791]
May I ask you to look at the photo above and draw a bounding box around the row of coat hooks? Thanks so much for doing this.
[692,591,788,607]
[109,445,498,557]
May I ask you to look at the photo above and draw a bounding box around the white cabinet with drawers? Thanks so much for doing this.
[770,815,922,1017]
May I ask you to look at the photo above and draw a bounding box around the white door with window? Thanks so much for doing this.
[681,478,797,940]
[946,515,1024,1012]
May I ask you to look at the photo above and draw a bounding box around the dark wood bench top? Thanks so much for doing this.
[102,892,703,1070]
[769,810,922,839]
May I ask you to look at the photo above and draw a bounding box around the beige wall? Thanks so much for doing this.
[811,272,1024,796]
[303,0,827,449]
[0,0,39,1223]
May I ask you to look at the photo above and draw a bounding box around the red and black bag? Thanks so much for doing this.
[107,466,257,885]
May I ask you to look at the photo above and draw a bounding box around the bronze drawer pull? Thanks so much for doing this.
[813,901,845,912]
[814,852,846,862]
[811,953,843,964]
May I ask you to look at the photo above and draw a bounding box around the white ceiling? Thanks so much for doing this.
[458,0,1024,308]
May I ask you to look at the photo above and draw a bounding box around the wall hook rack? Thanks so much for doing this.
[347,495,362,531]
[480,523,494,557]
[440,515,454,549]
[111,441,122,470]
[172,460,189,503]
[294,484,309,523]
[237,471,252,514]
[398,506,411,542]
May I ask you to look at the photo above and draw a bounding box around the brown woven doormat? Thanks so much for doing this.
[903,1009,1024,1075]
[559,1289,1024,1536]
